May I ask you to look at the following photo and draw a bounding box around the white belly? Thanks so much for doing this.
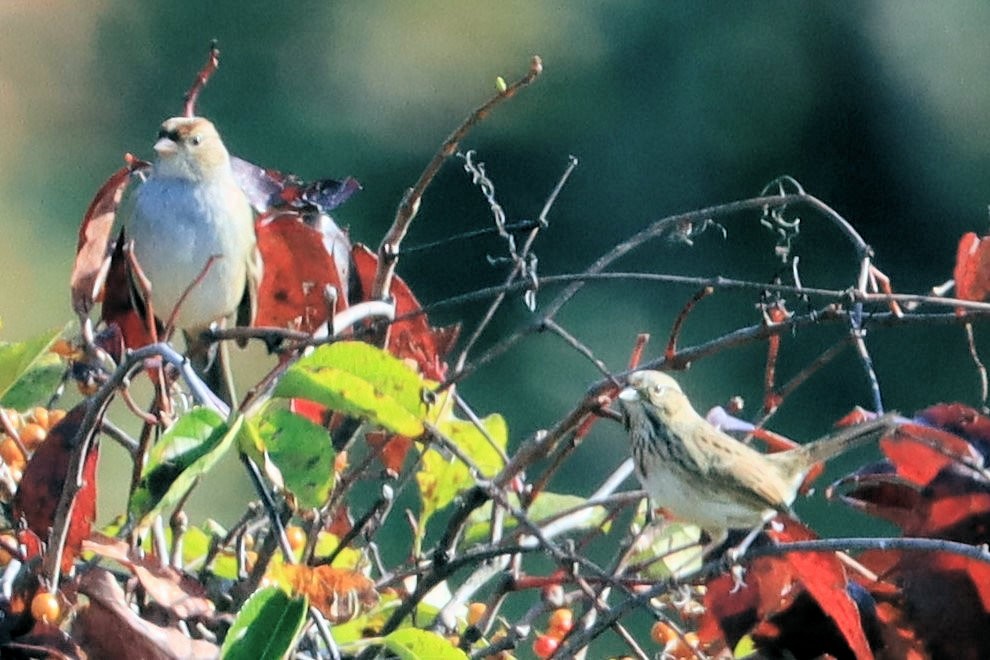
[637,460,771,532]
[128,176,255,330]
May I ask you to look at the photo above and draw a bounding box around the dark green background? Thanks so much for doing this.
[2,2,987,563]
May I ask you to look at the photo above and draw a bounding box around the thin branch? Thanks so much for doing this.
[183,40,220,118]
[372,56,543,302]
[43,342,228,585]
[666,287,715,361]
[541,318,617,384]
[453,153,575,372]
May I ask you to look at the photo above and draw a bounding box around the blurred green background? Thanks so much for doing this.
[2,2,989,557]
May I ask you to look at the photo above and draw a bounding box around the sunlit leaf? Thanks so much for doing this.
[463,491,611,546]
[250,408,335,509]
[273,341,427,437]
[221,586,307,660]
[275,564,378,624]
[384,628,468,660]
[417,389,507,531]
[625,522,703,579]
[0,326,65,408]
[129,408,237,530]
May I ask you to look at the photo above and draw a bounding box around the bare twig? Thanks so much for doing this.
[183,40,220,118]
[372,56,544,303]
[452,154,575,372]
[665,287,715,361]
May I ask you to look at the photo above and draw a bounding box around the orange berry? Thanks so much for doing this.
[665,632,701,658]
[532,634,559,658]
[547,608,574,638]
[285,525,306,552]
[31,407,49,430]
[0,438,26,470]
[30,590,60,624]
[467,601,487,626]
[650,621,677,646]
[9,593,26,614]
[0,534,16,565]
[19,423,47,450]
[49,409,66,426]
[334,450,348,474]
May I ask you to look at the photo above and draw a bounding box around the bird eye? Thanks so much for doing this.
[189,134,203,146]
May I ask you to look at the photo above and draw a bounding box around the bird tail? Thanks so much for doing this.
[793,412,898,465]
[184,328,234,405]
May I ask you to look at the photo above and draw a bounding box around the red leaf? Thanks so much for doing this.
[699,551,797,650]
[700,520,874,658]
[366,431,413,476]
[99,229,157,351]
[861,550,990,659]
[325,505,353,538]
[254,211,349,333]
[880,428,960,486]
[954,232,990,304]
[917,402,990,451]
[883,417,983,484]
[70,157,149,315]
[830,469,928,531]
[351,244,459,380]
[290,398,331,426]
[767,520,873,660]
[13,403,99,573]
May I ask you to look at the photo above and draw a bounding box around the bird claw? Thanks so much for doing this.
[729,564,747,593]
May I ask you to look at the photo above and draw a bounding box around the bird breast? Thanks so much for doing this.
[128,174,255,330]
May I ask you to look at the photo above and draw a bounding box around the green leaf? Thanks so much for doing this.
[221,586,307,660]
[251,408,335,509]
[129,408,237,530]
[463,491,610,546]
[417,390,507,531]
[626,518,703,579]
[0,326,65,408]
[384,628,468,660]
[273,341,427,437]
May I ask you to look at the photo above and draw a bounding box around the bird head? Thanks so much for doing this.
[617,370,690,421]
[152,116,231,182]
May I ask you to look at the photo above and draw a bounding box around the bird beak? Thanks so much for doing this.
[153,137,178,156]
[618,386,640,403]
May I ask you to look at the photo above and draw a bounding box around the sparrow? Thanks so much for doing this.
[617,370,895,553]
[125,116,261,396]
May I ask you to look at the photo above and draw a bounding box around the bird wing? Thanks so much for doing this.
[693,424,796,513]
[237,243,263,334]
